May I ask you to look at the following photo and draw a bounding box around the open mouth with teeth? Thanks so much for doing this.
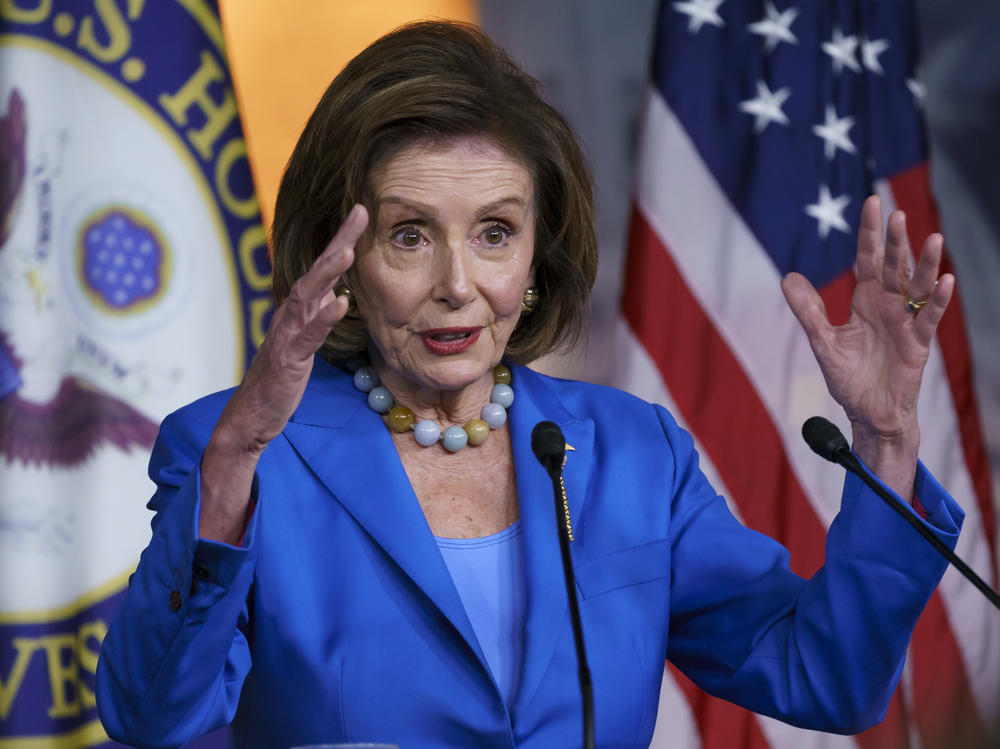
[421,328,482,353]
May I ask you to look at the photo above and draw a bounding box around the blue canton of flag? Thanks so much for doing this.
[661,0,925,286]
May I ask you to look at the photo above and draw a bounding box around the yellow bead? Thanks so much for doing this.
[388,405,415,433]
[464,419,490,446]
[493,364,512,385]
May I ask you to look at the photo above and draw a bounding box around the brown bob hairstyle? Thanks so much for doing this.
[271,20,598,366]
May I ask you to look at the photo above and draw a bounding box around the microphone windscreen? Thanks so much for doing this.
[531,421,565,471]
[802,416,850,463]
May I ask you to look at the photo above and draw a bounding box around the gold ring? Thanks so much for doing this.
[905,295,928,314]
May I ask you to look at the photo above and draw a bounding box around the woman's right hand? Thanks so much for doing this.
[199,205,369,543]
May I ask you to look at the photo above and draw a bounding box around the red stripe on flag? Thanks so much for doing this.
[909,591,990,748]
[669,655,914,749]
[817,268,857,327]
[888,165,998,583]
[622,207,825,578]
[887,166,993,747]
[668,663,771,749]
[624,207,922,749]
[856,690,911,749]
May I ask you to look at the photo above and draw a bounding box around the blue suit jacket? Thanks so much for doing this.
[96,358,962,748]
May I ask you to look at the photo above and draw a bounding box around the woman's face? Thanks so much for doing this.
[354,136,536,394]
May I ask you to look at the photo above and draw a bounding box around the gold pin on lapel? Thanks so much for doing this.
[560,443,576,541]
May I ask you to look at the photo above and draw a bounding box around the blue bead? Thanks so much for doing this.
[442,426,468,452]
[414,420,440,446]
[490,383,514,409]
[353,366,379,393]
[367,386,393,414]
[481,402,507,429]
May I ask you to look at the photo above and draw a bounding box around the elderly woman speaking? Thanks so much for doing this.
[96,21,962,749]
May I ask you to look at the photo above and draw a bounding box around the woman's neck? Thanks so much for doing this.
[368,358,499,426]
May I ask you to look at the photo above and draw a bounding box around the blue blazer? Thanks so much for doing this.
[96,359,962,748]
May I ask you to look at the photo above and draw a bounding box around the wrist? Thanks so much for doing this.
[851,421,920,501]
[205,420,267,467]
[199,429,261,544]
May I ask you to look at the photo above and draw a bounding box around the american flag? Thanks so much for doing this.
[614,1,1000,747]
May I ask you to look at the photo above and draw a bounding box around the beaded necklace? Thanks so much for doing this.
[354,364,514,452]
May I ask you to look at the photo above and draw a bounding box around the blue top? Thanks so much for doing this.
[437,521,526,706]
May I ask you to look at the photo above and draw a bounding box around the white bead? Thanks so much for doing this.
[490,383,514,409]
[442,426,468,452]
[414,420,440,446]
[367,386,393,414]
[353,366,379,393]
[481,402,507,429]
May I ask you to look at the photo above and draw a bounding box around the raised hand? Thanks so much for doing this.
[781,195,954,500]
[200,205,369,542]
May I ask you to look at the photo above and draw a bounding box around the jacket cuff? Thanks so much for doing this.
[846,456,964,550]
[189,464,261,591]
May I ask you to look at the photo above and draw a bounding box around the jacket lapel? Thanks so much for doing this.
[281,358,487,668]
[508,366,595,718]
[280,359,596,714]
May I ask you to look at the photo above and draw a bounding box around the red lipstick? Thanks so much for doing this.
[420,327,482,355]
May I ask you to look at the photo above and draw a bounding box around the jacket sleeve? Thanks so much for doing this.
[659,405,964,734]
[96,405,262,748]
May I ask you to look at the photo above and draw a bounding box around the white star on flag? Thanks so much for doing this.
[739,79,791,134]
[907,77,926,106]
[822,27,861,74]
[673,0,724,34]
[748,1,798,53]
[812,105,857,160]
[805,185,851,239]
[861,36,890,74]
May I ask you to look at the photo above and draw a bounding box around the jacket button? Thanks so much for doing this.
[169,590,181,611]
[193,564,210,581]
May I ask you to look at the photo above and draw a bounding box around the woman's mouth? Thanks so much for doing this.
[421,328,482,354]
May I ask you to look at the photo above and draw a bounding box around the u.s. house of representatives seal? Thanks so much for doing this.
[0,1,272,743]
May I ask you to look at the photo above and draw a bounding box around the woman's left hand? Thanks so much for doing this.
[781,195,955,500]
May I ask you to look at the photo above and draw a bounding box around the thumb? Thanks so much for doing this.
[781,272,831,349]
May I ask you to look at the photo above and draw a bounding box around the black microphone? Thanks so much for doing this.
[802,416,860,471]
[802,416,1000,610]
[531,421,594,749]
[531,420,566,476]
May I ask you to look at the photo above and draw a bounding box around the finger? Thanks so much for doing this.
[253,288,348,368]
[907,232,943,301]
[300,293,351,348]
[781,272,832,350]
[320,203,369,261]
[296,204,369,300]
[856,195,884,282]
[913,272,954,347]
[280,243,353,334]
[881,210,912,294]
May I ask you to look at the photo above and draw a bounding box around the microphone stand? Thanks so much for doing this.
[533,422,595,749]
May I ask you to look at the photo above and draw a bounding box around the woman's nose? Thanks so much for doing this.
[433,244,474,308]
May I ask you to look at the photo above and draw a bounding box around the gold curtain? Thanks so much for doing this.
[219,0,477,229]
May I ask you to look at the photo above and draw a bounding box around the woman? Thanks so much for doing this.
[96,21,962,749]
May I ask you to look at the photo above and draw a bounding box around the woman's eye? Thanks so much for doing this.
[481,223,512,246]
[391,227,423,248]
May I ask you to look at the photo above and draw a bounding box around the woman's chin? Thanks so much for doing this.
[401,355,499,394]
